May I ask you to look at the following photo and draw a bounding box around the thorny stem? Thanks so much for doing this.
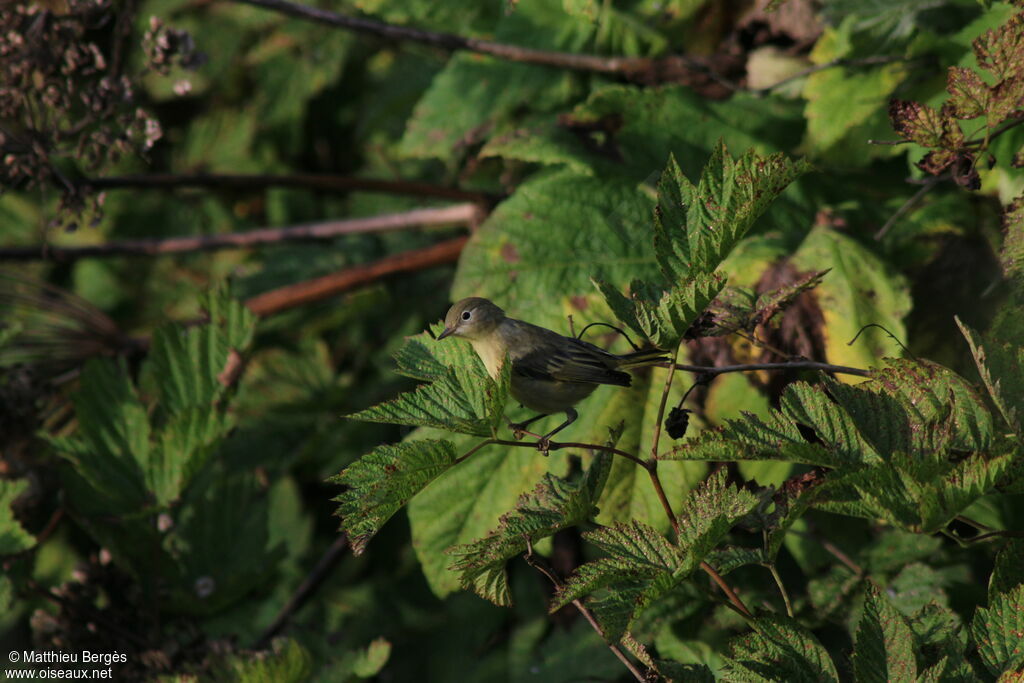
[766,563,794,618]
[523,539,648,683]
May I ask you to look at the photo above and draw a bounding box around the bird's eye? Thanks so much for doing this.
[461,311,472,321]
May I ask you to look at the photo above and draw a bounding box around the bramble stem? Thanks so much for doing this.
[523,540,648,682]
[767,563,794,618]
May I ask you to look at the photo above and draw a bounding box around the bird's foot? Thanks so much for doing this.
[536,437,551,456]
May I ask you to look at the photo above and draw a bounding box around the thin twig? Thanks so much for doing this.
[766,563,794,618]
[83,172,496,203]
[0,204,482,262]
[489,438,648,469]
[523,539,648,683]
[230,0,650,76]
[791,529,864,576]
[668,360,870,378]
[244,236,469,316]
[874,174,946,240]
[649,343,681,463]
[253,535,350,649]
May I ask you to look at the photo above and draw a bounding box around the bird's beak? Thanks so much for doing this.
[437,326,454,341]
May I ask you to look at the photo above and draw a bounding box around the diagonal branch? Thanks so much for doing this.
[0,204,482,262]
[245,236,468,316]
[229,0,651,76]
[83,172,497,203]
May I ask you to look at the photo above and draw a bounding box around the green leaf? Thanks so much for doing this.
[207,637,312,682]
[790,227,911,371]
[825,451,1013,533]
[348,331,511,437]
[398,54,576,161]
[407,435,553,597]
[722,614,839,682]
[957,316,1024,432]
[595,273,725,348]
[496,84,805,182]
[447,449,612,606]
[653,145,811,281]
[971,583,1024,676]
[332,439,460,555]
[853,583,918,683]
[0,479,35,555]
[802,24,910,164]
[990,539,1024,600]
[166,472,284,615]
[45,358,152,513]
[452,168,660,333]
[349,637,392,678]
[552,469,757,639]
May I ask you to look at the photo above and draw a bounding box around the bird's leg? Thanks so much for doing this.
[509,412,549,440]
[536,408,578,455]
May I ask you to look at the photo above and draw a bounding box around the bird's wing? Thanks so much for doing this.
[507,322,631,387]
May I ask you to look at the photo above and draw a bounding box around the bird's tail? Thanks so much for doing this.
[615,347,670,368]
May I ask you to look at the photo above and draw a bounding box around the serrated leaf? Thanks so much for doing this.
[653,144,811,281]
[447,450,612,606]
[972,583,1024,676]
[722,615,839,682]
[946,66,990,120]
[853,583,917,683]
[44,358,152,513]
[826,452,1013,533]
[0,479,35,555]
[973,12,1024,82]
[348,332,511,437]
[958,316,1024,432]
[552,470,757,639]
[332,440,460,555]
[596,273,725,347]
[991,539,1024,600]
[889,100,963,148]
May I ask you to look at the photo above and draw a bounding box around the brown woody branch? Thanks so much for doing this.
[0,204,481,263]
[230,0,650,75]
[83,172,496,203]
[245,235,468,316]
[228,0,740,94]
[523,539,648,683]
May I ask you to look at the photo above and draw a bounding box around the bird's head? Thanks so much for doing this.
[437,297,505,341]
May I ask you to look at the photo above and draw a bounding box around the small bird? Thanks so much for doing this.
[436,297,667,448]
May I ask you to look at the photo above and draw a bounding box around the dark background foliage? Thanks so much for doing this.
[1,0,1022,680]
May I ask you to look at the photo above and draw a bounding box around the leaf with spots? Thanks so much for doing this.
[971,583,1024,676]
[853,583,918,683]
[332,440,460,555]
[446,449,613,606]
[721,614,839,682]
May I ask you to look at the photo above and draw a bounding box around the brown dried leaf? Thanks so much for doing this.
[973,12,1024,81]
[946,66,989,120]
[889,100,961,147]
